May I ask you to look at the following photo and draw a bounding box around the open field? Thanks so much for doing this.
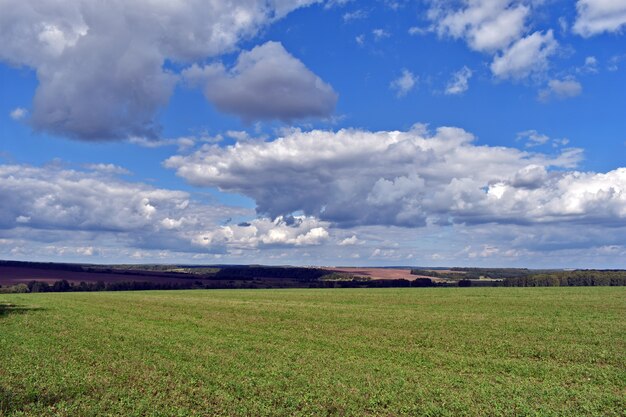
[1,288,625,416]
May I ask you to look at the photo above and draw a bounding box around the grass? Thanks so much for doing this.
[0,287,624,416]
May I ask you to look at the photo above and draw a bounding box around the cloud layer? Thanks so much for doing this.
[166,125,624,229]
[0,164,330,255]
[1,155,625,267]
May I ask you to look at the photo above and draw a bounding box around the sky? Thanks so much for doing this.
[0,0,625,268]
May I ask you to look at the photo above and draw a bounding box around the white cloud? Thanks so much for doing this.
[325,0,354,9]
[553,138,570,148]
[429,1,559,80]
[343,9,367,22]
[0,164,195,233]
[16,215,31,224]
[430,0,530,53]
[490,30,558,79]
[163,124,626,230]
[371,248,397,258]
[408,26,427,36]
[76,246,95,256]
[0,0,321,140]
[607,54,626,71]
[83,163,130,175]
[0,163,334,260]
[486,168,626,222]
[390,69,417,97]
[517,130,549,147]
[538,78,583,101]
[579,56,599,73]
[9,107,27,120]
[2,173,626,266]
[518,130,571,148]
[183,41,337,122]
[573,0,626,37]
[445,66,473,95]
[339,235,363,246]
[192,216,329,249]
[128,134,220,151]
[558,16,569,33]
[372,28,390,40]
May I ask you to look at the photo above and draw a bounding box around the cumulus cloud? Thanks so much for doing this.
[163,124,626,230]
[490,30,558,79]
[538,78,583,101]
[390,69,417,97]
[445,66,473,95]
[573,0,626,37]
[9,107,27,120]
[429,0,530,52]
[429,1,559,80]
[0,0,322,140]
[183,41,337,122]
[339,235,364,246]
[486,168,626,223]
[191,216,329,249]
[0,164,194,232]
[0,164,328,256]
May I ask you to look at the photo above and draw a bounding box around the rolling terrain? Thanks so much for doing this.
[2,261,626,292]
[0,261,432,290]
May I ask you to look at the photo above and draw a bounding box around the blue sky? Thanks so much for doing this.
[1,0,625,267]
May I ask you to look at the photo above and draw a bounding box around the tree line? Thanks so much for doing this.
[500,270,626,287]
[0,277,445,293]
[412,268,626,287]
[411,268,532,280]
[0,280,202,293]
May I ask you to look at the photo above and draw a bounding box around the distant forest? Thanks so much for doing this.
[412,268,626,287]
[499,270,626,287]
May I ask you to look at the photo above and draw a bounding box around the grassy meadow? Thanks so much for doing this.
[1,287,624,416]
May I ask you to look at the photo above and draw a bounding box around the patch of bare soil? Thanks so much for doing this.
[324,267,445,282]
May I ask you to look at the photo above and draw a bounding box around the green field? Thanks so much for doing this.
[1,288,624,416]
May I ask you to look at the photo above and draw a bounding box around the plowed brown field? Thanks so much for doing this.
[325,267,443,281]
